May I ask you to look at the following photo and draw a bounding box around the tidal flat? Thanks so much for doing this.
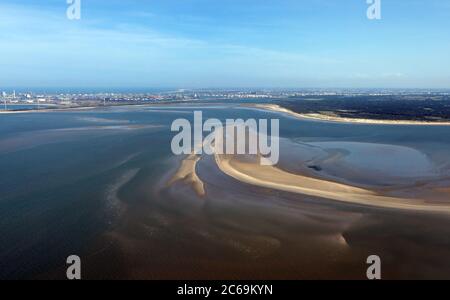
[1,104,450,279]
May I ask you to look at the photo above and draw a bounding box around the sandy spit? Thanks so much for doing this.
[249,104,450,126]
[214,153,450,214]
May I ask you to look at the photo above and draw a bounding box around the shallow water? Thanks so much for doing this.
[1,104,450,279]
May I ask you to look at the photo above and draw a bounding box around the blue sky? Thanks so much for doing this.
[0,0,449,89]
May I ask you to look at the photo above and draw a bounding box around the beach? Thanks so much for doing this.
[251,104,450,126]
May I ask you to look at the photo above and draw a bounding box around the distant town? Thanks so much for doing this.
[1,88,450,111]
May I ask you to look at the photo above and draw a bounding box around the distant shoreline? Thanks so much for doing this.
[4,102,450,126]
[249,104,450,126]
[0,101,206,114]
[0,106,98,114]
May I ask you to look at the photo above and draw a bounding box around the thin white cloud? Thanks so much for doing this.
[0,3,343,87]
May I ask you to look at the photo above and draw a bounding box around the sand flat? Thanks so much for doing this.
[167,153,205,197]
[214,153,450,213]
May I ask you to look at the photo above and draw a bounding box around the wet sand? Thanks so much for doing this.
[167,153,205,197]
[94,150,450,280]
[22,104,450,280]
[213,153,450,213]
[165,130,450,214]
